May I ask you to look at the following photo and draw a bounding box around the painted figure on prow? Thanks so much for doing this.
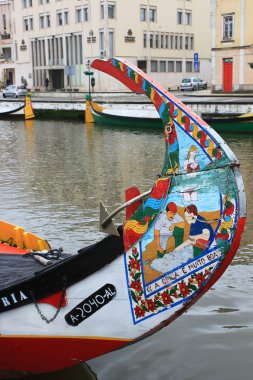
[183,145,199,173]
[154,202,185,256]
[174,204,215,257]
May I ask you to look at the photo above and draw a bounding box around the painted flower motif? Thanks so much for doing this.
[195,273,206,286]
[132,247,137,255]
[134,305,146,318]
[161,291,172,305]
[127,242,215,322]
[146,299,157,312]
[129,258,140,272]
[178,282,190,297]
[130,280,142,293]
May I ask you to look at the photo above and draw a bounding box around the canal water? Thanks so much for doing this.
[0,119,253,380]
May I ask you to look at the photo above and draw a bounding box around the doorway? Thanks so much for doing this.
[223,58,233,92]
[49,69,64,90]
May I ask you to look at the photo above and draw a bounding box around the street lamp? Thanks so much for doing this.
[84,59,94,100]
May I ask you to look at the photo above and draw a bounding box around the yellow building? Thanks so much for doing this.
[3,0,212,92]
[212,0,253,92]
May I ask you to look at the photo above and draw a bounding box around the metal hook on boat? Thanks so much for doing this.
[99,189,151,236]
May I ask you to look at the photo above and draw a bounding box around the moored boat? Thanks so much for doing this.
[0,58,246,378]
[0,102,25,118]
[89,99,253,133]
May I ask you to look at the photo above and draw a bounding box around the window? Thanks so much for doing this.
[23,16,33,31]
[57,9,68,26]
[39,0,49,4]
[76,8,82,22]
[179,35,183,49]
[140,7,146,21]
[186,61,192,72]
[165,34,169,49]
[159,61,166,72]
[40,13,50,28]
[160,34,164,49]
[108,4,115,19]
[155,33,159,48]
[99,30,104,50]
[151,60,158,72]
[190,35,194,50]
[185,11,192,25]
[185,35,189,50]
[23,18,29,31]
[149,33,153,48]
[39,15,45,28]
[176,61,182,72]
[177,10,183,24]
[57,11,63,26]
[3,14,6,31]
[109,30,114,57]
[84,7,88,21]
[64,11,69,24]
[46,14,50,27]
[168,61,174,72]
[22,0,32,8]
[149,7,156,22]
[170,34,174,49]
[76,7,88,23]
[175,35,178,49]
[143,33,147,48]
[101,3,115,19]
[223,14,233,40]
[100,3,104,19]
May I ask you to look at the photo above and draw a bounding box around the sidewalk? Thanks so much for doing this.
[32,88,253,102]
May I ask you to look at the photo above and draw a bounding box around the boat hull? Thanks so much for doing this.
[90,102,253,133]
[0,57,247,378]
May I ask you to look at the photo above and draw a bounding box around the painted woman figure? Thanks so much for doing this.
[183,145,200,173]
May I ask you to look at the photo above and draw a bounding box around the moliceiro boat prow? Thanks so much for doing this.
[0,58,246,378]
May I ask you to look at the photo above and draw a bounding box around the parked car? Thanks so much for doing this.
[180,77,207,91]
[2,85,27,98]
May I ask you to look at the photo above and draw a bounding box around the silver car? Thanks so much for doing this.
[2,85,27,98]
[180,77,207,91]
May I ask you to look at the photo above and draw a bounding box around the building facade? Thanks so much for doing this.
[0,0,14,86]
[212,0,253,92]
[3,0,212,91]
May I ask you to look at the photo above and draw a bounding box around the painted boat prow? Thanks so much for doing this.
[92,57,246,327]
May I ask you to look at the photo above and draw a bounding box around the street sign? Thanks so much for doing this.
[194,53,199,62]
[194,61,200,72]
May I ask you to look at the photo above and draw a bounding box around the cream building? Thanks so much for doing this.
[211,0,253,92]
[0,0,14,86]
[3,0,212,91]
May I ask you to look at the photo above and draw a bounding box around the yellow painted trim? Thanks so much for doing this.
[0,334,131,342]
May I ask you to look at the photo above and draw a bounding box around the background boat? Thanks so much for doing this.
[90,100,253,133]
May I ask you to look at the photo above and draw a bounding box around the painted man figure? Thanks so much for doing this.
[154,202,184,256]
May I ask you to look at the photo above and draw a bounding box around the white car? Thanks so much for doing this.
[180,77,207,91]
[2,85,27,98]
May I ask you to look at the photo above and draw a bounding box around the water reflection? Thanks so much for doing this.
[0,120,253,379]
